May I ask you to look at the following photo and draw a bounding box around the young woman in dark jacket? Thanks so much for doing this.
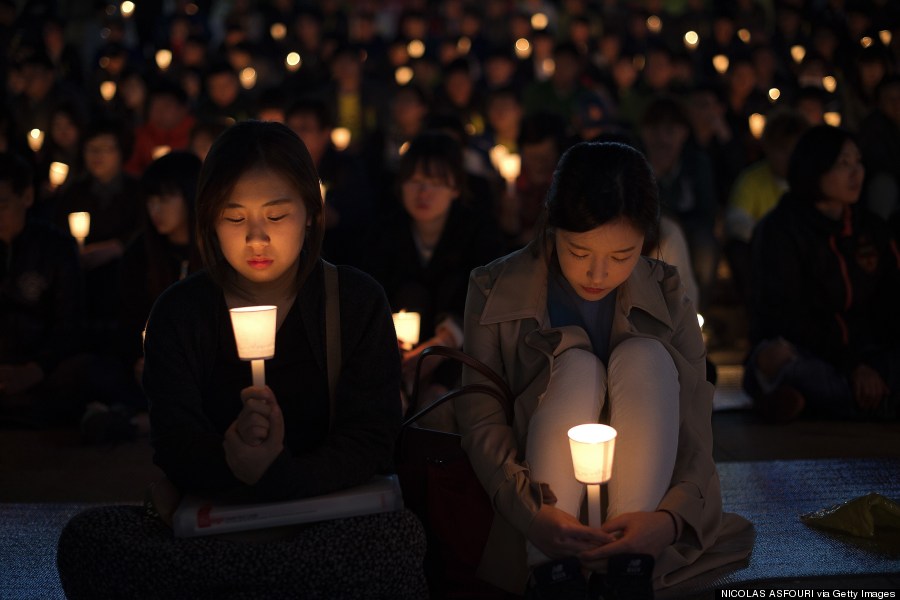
[746,125,900,422]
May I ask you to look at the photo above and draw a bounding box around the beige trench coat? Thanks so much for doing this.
[456,242,754,593]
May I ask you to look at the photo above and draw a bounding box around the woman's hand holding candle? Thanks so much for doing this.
[235,385,276,446]
[526,504,615,560]
[578,510,677,567]
[223,386,285,485]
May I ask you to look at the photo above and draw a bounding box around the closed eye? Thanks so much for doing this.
[224,217,244,223]
[268,214,287,222]
[611,255,631,263]
[569,249,588,260]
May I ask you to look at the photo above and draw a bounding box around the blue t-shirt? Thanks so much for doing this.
[547,263,616,364]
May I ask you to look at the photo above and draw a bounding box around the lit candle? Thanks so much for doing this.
[229,306,278,387]
[489,144,510,172]
[239,67,257,90]
[683,31,699,51]
[155,49,173,71]
[152,145,171,160]
[68,211,90,249]
[331,127,351,151]
[860,36,873,49]
[646,15,662,34]
[120,1,135,17]
[27,129,45,152]
[738,28,751,44]
[790,45,806,64]
[768,87,781,102]
[824,111,842,127]
[749,113,766,140]
[100,80,117,101]
[531,13,548,31]
[498,153,521,186]
[879,30,892,46]
[568,424,617,527]
[49,161,69,188]
[712,54,729,74]
[822,76,837,93]
[540,57,556,78]
[515,38,532,60]
[285,52,302,72]
[270,22,287,41]
[395,66,413,85]
[407,39,425,59]
[392,310,421,351]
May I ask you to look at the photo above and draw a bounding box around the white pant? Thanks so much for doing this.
[525,339,680,565]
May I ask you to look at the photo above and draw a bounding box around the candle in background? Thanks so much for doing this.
[229,306,278,387]
[152,145,172,160]
[155,49,173,71]
[27,129,45,152]
[49,161,69,188]
[285,52,302,72]
[515,38,531,60]
[790,45,806,64]
[498,153,521,193]
[395,66,414,85]
[331,127,351,151]
[568,424,617,527]
[270,22,287,41]
[824,111,842,127]
[683,31,699,51]
[713,54,730,74]
[393,310,421,351]
[68,211,90,249]
[120,1,135,18]
[100,80,117,102]
[748,113,766,140]
[239,67,257,90]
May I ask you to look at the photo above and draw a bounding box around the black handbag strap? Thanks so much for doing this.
[404,345,514,428]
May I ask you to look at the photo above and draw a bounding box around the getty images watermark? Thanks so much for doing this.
[718,590,898,598]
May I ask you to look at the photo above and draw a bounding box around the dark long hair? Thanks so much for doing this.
[139,151,202,298]
[536,141,660,256]
[195,120,324,294]
[786,125,857,206]
[396,130,467,202]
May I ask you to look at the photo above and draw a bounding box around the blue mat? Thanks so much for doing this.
[661,457,900,597]
[0,503,102,600]
[2,459,898,599]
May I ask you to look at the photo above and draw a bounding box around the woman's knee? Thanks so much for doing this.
[609,338,676,380]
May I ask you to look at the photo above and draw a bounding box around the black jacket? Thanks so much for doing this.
[143,260,401,501]
[749,195,900,373]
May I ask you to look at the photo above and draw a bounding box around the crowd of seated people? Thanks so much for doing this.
[1,0,899,438]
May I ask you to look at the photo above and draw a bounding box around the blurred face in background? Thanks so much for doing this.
[84,133,122,183]
[401,165,458,227]
[819,140,864,207]
[0,181,32,244]
[51,112,80,152]
[147,191,190,244]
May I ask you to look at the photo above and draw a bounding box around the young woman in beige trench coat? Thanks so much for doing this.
[456,142,754,597]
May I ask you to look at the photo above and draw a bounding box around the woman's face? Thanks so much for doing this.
[555,218,645,301]
[147,192,189,241]
[215,168,309,286]
[819,140,864,206]
[401,167,458,226]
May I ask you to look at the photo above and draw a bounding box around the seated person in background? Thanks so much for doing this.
[639,95,718,313]
[285,96,375,266]
[457,141,753,596]
[54,117,142,350]
[113,151,203,424]
[858,74,900,224]
[360,131,504,415]
[746,125,900,423]
[0,152,86,424]
[56,121,426,599]
[124,81,196,176]
[499,112,568,251]
[724,109,808,306]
